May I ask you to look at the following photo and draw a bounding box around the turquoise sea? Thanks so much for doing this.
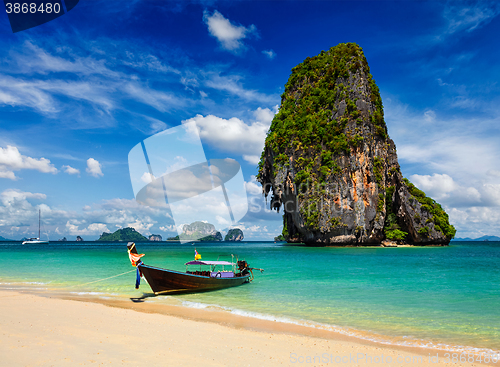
[1,241,499,356]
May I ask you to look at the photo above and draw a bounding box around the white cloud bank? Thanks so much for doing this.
[0,190,170,240]
[384,96,500,238]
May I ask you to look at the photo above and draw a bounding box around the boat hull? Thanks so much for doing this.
[22,240,49,245]
[139,264,250,295]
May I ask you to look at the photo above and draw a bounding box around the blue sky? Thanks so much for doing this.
[0,0,499,240]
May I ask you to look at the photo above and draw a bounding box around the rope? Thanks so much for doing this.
[70,269,136,288]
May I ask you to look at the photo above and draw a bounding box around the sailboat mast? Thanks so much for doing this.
[38,209,41,239]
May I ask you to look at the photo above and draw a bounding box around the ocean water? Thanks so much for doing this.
[1,241,499,356]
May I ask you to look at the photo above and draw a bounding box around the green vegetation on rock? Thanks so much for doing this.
[224,228,244,241]
[403,179,456,240]
[257,43,455,246]
[258,43,391,241]
[258,43,386,183]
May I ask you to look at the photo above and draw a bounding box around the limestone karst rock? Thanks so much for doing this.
[224,228,244,241]
[257,43,455,245]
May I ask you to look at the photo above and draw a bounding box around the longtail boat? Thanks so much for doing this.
[127,242,263,295]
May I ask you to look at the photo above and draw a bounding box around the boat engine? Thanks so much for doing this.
[237,260,250,276]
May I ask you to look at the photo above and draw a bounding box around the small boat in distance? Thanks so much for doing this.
[127,242,263,295]
[22,209,49,245]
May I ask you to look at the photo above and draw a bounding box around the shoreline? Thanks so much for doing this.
[1,286,498,366]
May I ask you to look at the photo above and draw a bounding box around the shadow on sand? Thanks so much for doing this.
[130,293,156,303]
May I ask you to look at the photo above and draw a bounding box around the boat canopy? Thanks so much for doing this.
[185,260,233,266]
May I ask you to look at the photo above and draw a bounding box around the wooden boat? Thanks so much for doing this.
[127,242,262,295]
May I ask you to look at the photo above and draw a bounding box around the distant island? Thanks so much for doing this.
[453,235,500,242]
[167,221,223,241]
[224,228,244,241]
[0,225,258,242]
[97,227,148,242]
[167,221,245,242]
[274,234,286,241]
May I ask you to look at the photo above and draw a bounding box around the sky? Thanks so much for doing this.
[0,0,499,241]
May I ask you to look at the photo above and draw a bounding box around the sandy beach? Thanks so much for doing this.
[0,289,494,367]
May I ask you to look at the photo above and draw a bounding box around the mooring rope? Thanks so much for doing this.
[70,269,136,288]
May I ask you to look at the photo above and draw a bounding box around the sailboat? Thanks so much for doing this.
[22,209,49,245]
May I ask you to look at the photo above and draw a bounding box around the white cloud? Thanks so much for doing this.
[126,219,154,234]
[203,10,257,53]
[123,82,187,112]
[204,73,276,103]
[253,106,277,124]
[384,97,500,181]
[183,106,276,163]
[0,75,115,114]
[383,95,500,237]
[86,158,103,177]
[0,38,278,139]
[216,215,229,225]
[423,109,436,122]
[147,117,168,134]
[0,76,58,113]
[141,172,154,184]
[245,175,262,196]
[407,172,500,237]
[242,155,260,165]
[482,184,500,207]
[0,189,46,207]
[15,41,123,77]
[487,170,500,178]
[262,50,276,60]
[409,173,482,207]
[443,3,500,35]
[0,190,56,236]
[0,145,58,180]
[88,223,111,233]
[409,173,457,200]
[159,224,176,232]
[65,221,110,236]
[0,170,16,180]
[420,3,500,47]
[62,165,80,175]
[0,40,195,130]
[448,206,500,239]
[0,189,176,240]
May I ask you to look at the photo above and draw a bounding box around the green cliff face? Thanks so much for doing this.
[257,43,455,245]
